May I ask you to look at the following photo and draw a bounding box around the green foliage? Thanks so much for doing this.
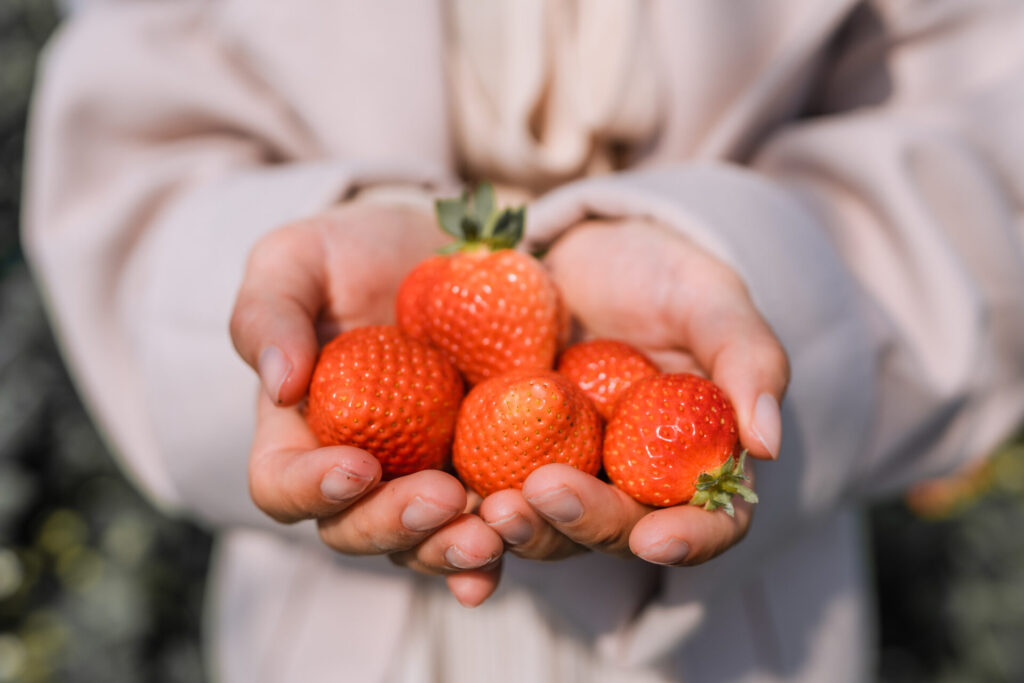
[872,438,1024,682]
[0,0,60,278]
[689,451,758,517]
[0,3,210,682]
[434,183,526,252]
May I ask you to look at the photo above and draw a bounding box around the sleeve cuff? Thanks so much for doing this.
[527,163,879,656]
[122,159,451,529]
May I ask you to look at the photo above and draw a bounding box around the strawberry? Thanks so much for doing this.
[305,325,464,479]
[396,184,565,385]
[556,339,660,420]
[395,254,449,339]
[602,373,757,514]
[453,369,603,497]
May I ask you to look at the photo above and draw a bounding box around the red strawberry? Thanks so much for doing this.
[453,369,603,497]
[603,373,757,514]
[556,339,660,420]
[396,184,565,384]
[395,255,449,339]
[305,325,464,479]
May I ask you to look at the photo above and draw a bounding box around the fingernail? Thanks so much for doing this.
[320,466,375,502]
[258,346,291,403]
[637,537,690,566]
[445,545,495,570]
[526,487,583,524]
[487,513,533,546]
[751,393,781,459]
[401,496,458,532]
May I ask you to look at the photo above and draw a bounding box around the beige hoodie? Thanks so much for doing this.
[22,1,1024,681]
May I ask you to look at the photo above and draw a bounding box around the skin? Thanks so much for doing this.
[230,204,788,607]
[480,219,786,566]
[232,203,504,606]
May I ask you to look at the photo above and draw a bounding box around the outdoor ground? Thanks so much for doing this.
[1,2,1022,681]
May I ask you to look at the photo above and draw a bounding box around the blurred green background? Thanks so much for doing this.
[0,3,210,682]
[1,2,1022,681]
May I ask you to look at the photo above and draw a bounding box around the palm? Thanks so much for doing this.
[475,217,784,567]
[312,204,447,341]
[544,219,724,377]
[232,202,505,608]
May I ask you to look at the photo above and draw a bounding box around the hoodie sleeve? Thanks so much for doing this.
[21,1,455,533]
[525,0,1024,659]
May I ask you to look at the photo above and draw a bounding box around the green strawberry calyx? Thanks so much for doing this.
[434,182,526,253]
[689,450,759,517]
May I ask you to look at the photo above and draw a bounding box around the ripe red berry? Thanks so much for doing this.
[453,370,603,497]
[556,339,659,420]
[305,325,464,479]
[395,255,449,340]
[603,373,757,514]
[396,184,565,384]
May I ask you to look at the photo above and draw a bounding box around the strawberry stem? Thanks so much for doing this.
[689,450,759,517]
[435,182,525,252]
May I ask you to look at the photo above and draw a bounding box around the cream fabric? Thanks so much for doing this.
[22,1,1024,681]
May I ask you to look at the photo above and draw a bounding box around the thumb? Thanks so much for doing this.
[672,288,789,460]
[230,224,325,405]
[708,337,788,460]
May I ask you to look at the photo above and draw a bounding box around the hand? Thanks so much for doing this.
[479,218,789,567]
[230,203,505,606]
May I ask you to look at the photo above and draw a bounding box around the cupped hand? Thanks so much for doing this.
[479,218,789,567]
[230,203,504,606]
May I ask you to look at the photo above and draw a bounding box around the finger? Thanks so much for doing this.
[479,488,585,561]
[464,490,484,514]
[389,513,504,575]
[316,469,466,555]
[481,465,652,560]
[545,220,789,460]
[250,392,382,523]
[230,223,325,405]
[629,458,756,565]
[628,495,755,566]
[522,465,653,558]
[668,272,789,460]
[599,220,789,460]
[446,562,503,608]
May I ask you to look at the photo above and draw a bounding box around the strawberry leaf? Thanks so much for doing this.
[470,183,496,234]
[436,197,467,239]
[487,207,525,249]
[688,451,757,517]
[434,182,527,251]
[460,215,481,242]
